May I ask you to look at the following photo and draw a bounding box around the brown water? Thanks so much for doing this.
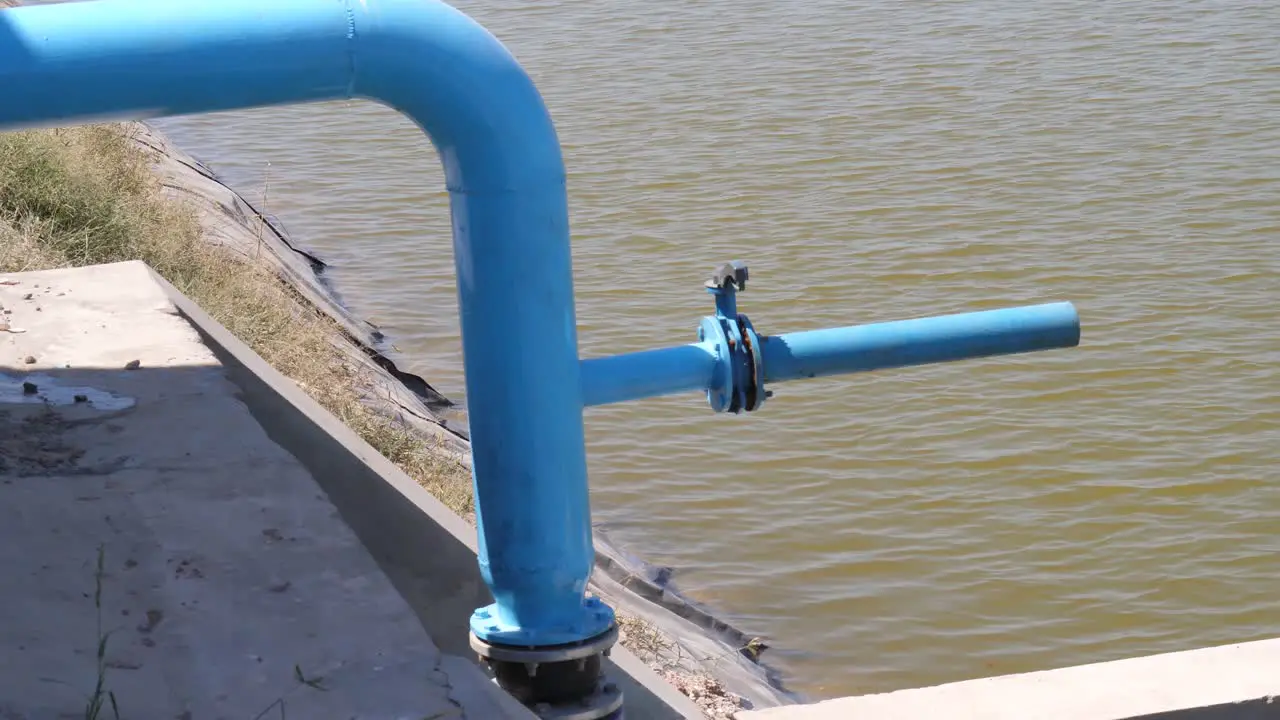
[155,0,1280,699]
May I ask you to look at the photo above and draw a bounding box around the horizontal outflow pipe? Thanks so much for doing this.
[581,302,1080,407]
[760,301,1079,383]
[580,342,721,408]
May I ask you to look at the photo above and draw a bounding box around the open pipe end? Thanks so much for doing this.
[760,301,1083,385]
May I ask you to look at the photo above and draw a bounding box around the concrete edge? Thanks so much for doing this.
[739,636,1280,720]
[145,266,708,720]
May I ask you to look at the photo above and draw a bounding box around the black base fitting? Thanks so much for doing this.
[471,625,622,720]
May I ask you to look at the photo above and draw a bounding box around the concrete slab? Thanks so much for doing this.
[0,261,534,719]
[739,636,1280,720]
[156,266,709,720]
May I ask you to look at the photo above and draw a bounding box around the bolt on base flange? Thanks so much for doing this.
[528,678,623,720]
[472,625,621,719]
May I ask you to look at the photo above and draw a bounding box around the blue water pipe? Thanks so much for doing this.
[581,296,1080,409]
[0,2,1080,716]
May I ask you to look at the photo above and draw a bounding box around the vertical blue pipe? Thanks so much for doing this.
[0,0,607,646]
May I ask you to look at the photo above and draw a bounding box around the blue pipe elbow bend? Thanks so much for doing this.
[0,0,609,648]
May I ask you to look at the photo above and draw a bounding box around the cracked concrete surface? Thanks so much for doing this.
[0,262,534,719]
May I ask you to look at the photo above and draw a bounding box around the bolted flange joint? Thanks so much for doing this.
[471,615,623,720]
[700,260,768,414]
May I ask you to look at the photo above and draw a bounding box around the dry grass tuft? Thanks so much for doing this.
[617,612,676,665]
[0,125,473,514]
[616,612,748,719]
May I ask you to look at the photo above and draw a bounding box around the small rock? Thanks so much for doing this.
[22,356,35,365]
[21,293,32,300]
[74,394,88,403]
[124,359,141,370]
[21,381,37,395]
[138,609,164,633]
[35,307,41,312]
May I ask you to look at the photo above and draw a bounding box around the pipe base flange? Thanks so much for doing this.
[473,627,620,712]
[527,677,624,720]
[471,624,618,664]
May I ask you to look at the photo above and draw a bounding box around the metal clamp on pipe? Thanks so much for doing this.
[700,260,770,413]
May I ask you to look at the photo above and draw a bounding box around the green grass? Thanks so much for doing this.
[85,545,120,720]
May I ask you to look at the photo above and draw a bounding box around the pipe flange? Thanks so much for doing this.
[527,678,624,720]
[471,624,619,664]
[699,316,733,412]
[699,311,765,414]
[473,627,619,709]
[736,313,766,412]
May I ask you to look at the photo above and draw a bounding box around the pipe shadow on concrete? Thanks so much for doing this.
[0,354,698,719]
